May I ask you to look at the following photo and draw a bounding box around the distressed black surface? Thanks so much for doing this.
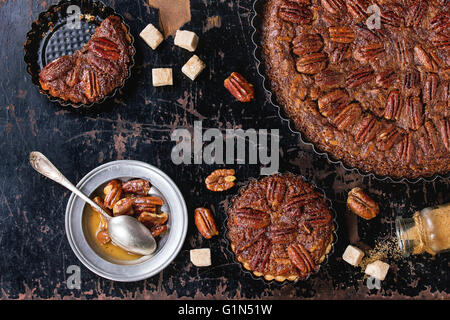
[0,0,448,299]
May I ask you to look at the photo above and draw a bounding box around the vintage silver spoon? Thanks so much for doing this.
[29,151,157,256]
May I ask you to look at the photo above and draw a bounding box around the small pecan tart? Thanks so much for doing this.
[226,174,334,282]
[39,16,134,105]
[261,0,450,178]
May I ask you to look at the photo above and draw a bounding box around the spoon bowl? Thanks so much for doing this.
[29,151,157,256]
[108,215,157,256]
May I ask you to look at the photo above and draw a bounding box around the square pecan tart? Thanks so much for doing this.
[261,0,449,179]
[226,174,334,282]
[39,16,134,105]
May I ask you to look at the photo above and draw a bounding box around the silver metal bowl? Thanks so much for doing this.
[65,160,188,282]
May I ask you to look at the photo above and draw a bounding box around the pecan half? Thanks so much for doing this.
[397,134,415,164]
[436,118,450,151]
[308,216,332,227]
[292,34,323,56]
[384,90,403,120]
[394,38,412,68]
[81,69,101,101]
[403,69,420,89]
[345,0,368,20]
[194,207,219,239]
[266,176,286,210]
[422,120,440,153]
[354,114,379,144]
[347,187,379,220]
[205,169,236,191]
[331,102,362,131]
[233,208,271,229]
[138,212,169,229]
[296,52,328,75]
[405,96,424,130]
[112,198,134,216]
[354,43,384,63]
[103,179,122,209]
[405,0,427,28]
[321,0,346,15]
[424,74,439,105]
[283,193,322,212]
[279,2,313,25]
[318,89,349,118]
[414,45,438,72]
[287,243,315,274]
[376,124,403,151]
[329,26,354,44]
[249,238,272,272]
[236,229,266,253]
[88,37,120,61]
[224,72,255,102]
[132,196,164,214]
[122,179,151,195]
[345,66,375,88]
[39,56,74,82]
[314,69,344,90]
[151,225,168,237]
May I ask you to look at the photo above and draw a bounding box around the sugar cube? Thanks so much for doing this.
[342,245,365,266]
[152,68,173,87]
[182,55,206,81]
[140,24,164,50]
[365,260,390,281]
[190,248,211,267]
[174,30,199,52]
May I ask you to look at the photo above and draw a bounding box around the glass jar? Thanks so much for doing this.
[395,203,450,257]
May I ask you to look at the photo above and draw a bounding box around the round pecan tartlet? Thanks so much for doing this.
[261,0,450,179]
[38,15,134,105]
[226,174,334,282]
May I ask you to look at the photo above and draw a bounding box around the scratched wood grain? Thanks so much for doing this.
[0,0,448,299]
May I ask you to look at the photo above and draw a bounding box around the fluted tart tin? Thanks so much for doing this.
[24,0,135,108]
[65,160,188,282]
[250,0,449,183]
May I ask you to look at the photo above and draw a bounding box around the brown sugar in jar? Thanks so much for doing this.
[396,203,450,256]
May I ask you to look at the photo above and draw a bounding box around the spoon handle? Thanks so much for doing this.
[29,151,110,220]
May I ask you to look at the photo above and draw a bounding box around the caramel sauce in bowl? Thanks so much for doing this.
[65,160,187,281]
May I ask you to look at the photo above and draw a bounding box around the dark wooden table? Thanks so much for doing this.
[0,0,448,300]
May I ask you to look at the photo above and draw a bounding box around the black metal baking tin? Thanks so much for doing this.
[250,0,449,183]
[24,0,135,109]
[223,172,338,285]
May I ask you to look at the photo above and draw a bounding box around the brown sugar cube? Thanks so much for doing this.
[174,30,199,52]
[190,248,211,267]
[139,23,164,50]
[152,68,173,87]
[364,260,390,281]
[342,245,365,266]
[182,55,206,81]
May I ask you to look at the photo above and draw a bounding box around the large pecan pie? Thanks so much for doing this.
[226,174,334,281]
[39,16,133,105]
[261,0,449,178]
